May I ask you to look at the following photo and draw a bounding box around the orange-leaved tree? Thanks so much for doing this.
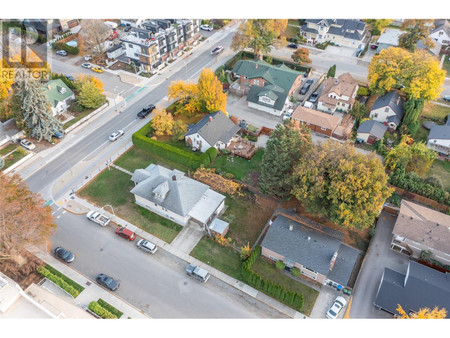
[291,47,311,64]
[396,304,447,319]
[151,108,174,136]
[193,167,243,196]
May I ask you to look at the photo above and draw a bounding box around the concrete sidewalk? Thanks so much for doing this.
[63,194,307,319]
[28,246,150,319]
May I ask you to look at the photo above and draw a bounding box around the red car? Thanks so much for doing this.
[108,31,118,40]
[115,227,136,241]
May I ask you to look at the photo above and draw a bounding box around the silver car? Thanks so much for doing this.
[136,239,158,254]
[109,130,124,142]
[81,63,91,69]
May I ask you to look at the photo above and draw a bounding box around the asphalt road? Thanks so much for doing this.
[50,207,284,318]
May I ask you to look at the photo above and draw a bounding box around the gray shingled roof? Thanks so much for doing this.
[374,261,450,318]
[261,215,358,284]
[130,164,209,216]
[428,124,450,140]
[185,111,240,146]
[357,120,388,139]
[371,91,404,119]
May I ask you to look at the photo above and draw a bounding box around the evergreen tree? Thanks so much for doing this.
[15,75,62,142]
[259,120,312,199]
[402,99,424,135]
[327,64,336,78]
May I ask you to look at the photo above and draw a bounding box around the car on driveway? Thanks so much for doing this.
[200,24,213,31]
[20,139,35,150]
[326,296,347,319]
[109,130,124,142]
[53,247,75,263]
[124,26,132,32]
[96,273,120,291]
[81,63,91,69]
[137,104,156,118]
[283,109,294,120]
[300,79,314,95]
[136,239,158,254]
[115,227,136,241]
[91,67,104,73]
[56,50,67,56]
[64,74,75,81]
[84,55,91,61]
[211,46,224,55]
[287,43,298,49]
[443,95,450,102]
[309,91,319,103]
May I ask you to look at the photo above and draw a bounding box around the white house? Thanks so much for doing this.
[427,116,450,156]
[130,164,226,227]
[430,19,450,45]
[106,44,125,59]
[184,111,241,153]
[44,79,75,116]
[369,91,404,130]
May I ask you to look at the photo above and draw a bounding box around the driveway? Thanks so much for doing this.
[170,222,205,254]
[310,286,350,319]
[348,212,410,318]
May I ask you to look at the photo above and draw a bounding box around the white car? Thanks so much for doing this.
[326,296,347,319]
[200,24,213,31]
[81,63,91,69]
[56,50,68,56]
[84,55,91,61]
[211,46,224,55]
[109,130,124,142]
[136,239,158,254]
[283,109,294,120]
[20,139,35,150]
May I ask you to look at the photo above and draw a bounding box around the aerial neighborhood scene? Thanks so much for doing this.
[1,5,450,332]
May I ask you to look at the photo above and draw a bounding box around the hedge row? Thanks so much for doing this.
[132,123,211,170]
[88,301,117,319]
[44,264,85,294]
[54,42,79,55]
[98,298,123,319]
[37,266,82,298]
[241,246,305,311]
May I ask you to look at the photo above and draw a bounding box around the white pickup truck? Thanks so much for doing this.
[86,210,110,226]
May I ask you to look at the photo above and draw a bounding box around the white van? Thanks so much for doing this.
[104,21,118,29]
[304,101,314,109]
[136,239,158,254]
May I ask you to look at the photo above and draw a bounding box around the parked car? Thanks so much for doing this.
[56,50,68,56]
[309,91,319,103]
[211,46,224,55]
[64,74,75,81]
[443,95,450,102]
[109,130,124,142]
[86,210,110,226]
[137,104,156,118]
[115,227,136,241]
[84,55,91,61]
[300,83,311,95]
[108,31,118,41]
[287,43,298,49]
[136,239,158,254]
[53,247,75,263]
[200,24,213,31]
[186,264,211,282]
[20,139,35,150]
[124,26,132,32]
[326,296,347,319]
[283,109,294,120]
[53,131,64,139]
[91,67,104,73]
[96,273,120,291]
[305,79,314,86]
[81,63,91,69]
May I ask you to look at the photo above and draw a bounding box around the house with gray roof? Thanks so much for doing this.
[44,79,75,116]
[429,19,450,45]
[356,120,388,145]
[374,261,450,318]
[184,111,240,153]
[261,214,360,286]
[427,115,450,156]
[130,164,225,227]
[231,60,303,116]
[369,91,404,130]
[300,19,367,48]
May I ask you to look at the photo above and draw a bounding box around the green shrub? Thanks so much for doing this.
[88,301,118,319]
[44,264,85,294]
[98,299,123,318]
[291,267,301,277]
[357,87,370,96]
[275,260,285,270]
[55,42,79,55]
[51,72,76,90]
[37,266,80,298]
[205,147,218,162]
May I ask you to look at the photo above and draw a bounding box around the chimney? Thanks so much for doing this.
[172,175,176,181]
[47,84,51,90]
[255,63,258,69]
[209,116,213,123]
[289,223,293,231]
[329,252,338,271]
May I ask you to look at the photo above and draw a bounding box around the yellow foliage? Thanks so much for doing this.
[151,108,174,136]
[197,68,227,113]
[193,168,243,197]
[75,74,104,92]
[214,233,228,246]
[167,80,198,102]
[396,304,447,319]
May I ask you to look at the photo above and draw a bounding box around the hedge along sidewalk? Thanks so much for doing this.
[63,196,307,319]
[28,246,150,319]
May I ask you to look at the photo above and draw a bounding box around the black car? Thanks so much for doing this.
[96,273,120,291]
[305,79,314,86]
[137,104,156,118]
[53,247,75,263]
[287,43,298,49]
[53,131,64,139]
[309,92,319,103]
[124,26,132,32]
[300,84,311,95]
[64,75,75,81]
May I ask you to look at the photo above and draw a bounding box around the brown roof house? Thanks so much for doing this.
[390,200,450,266]
[317,73,359,114]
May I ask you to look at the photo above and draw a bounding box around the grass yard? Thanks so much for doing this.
[413,118,429,143]
[286,24,300,39]
[422,102,450,122]
[0,143,18,156]
[288,19,301,27]
[79,167,182,243]
[1,149,27,171]
[114,146,191,173]
[427,159,450,192]
[190,237,242,280]
[442,54,450,76]
[211,149,264,182]
[252,257,319,316]
[63,107,95,130]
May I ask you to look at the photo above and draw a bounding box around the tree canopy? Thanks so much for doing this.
[365,19,393,35]
[396,304,447,319]
[291,47,311,64]
[77,81,106,109]
[398,19,435,52]
[151,108,174,136]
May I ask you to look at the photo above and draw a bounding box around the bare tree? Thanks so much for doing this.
[78,19,111,59]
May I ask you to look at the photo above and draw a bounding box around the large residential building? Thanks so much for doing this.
[369,91,404,130]
[427,115,450,156]
[300,19,367,47]
[231,60,304,116]
[120,28,159,72]
[390,200,450,266]
[317,73,359,114]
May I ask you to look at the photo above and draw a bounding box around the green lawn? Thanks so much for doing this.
[211,149,264,182]
[63,107,95,130]
[0,143,18,156]
[79,167,182,243]
[190,237,242,280]
[288,19,301,27]
[422,103,450,122]
[286,24,300,40]
[427,160,450,192]
[413,118,429,143]
[252,258,319,316]
[1,149,27,171]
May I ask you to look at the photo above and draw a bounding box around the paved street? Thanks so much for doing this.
[49,207,285,318]
[349,212,409,318]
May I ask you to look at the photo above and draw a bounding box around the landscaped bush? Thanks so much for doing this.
[51,72,76,90]
[205,147,218,163]
[37,266,82,298]
[357,87,370,96]
[44,264,85,294]
[98,299,123,318]
[291,267,301,277]
[386,191,401,207]
[88,301,117,319]
[54,42,79,55]
[275,260,285,270]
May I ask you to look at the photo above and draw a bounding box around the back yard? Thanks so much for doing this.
[426,159,450,192]
[211,149,264,183]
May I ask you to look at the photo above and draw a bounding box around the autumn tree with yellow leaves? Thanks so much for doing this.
[398,19,435,52]
[151,108,174,136]
[396,305,447,319]
[368,47,445,101]
[292,141,393,229]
